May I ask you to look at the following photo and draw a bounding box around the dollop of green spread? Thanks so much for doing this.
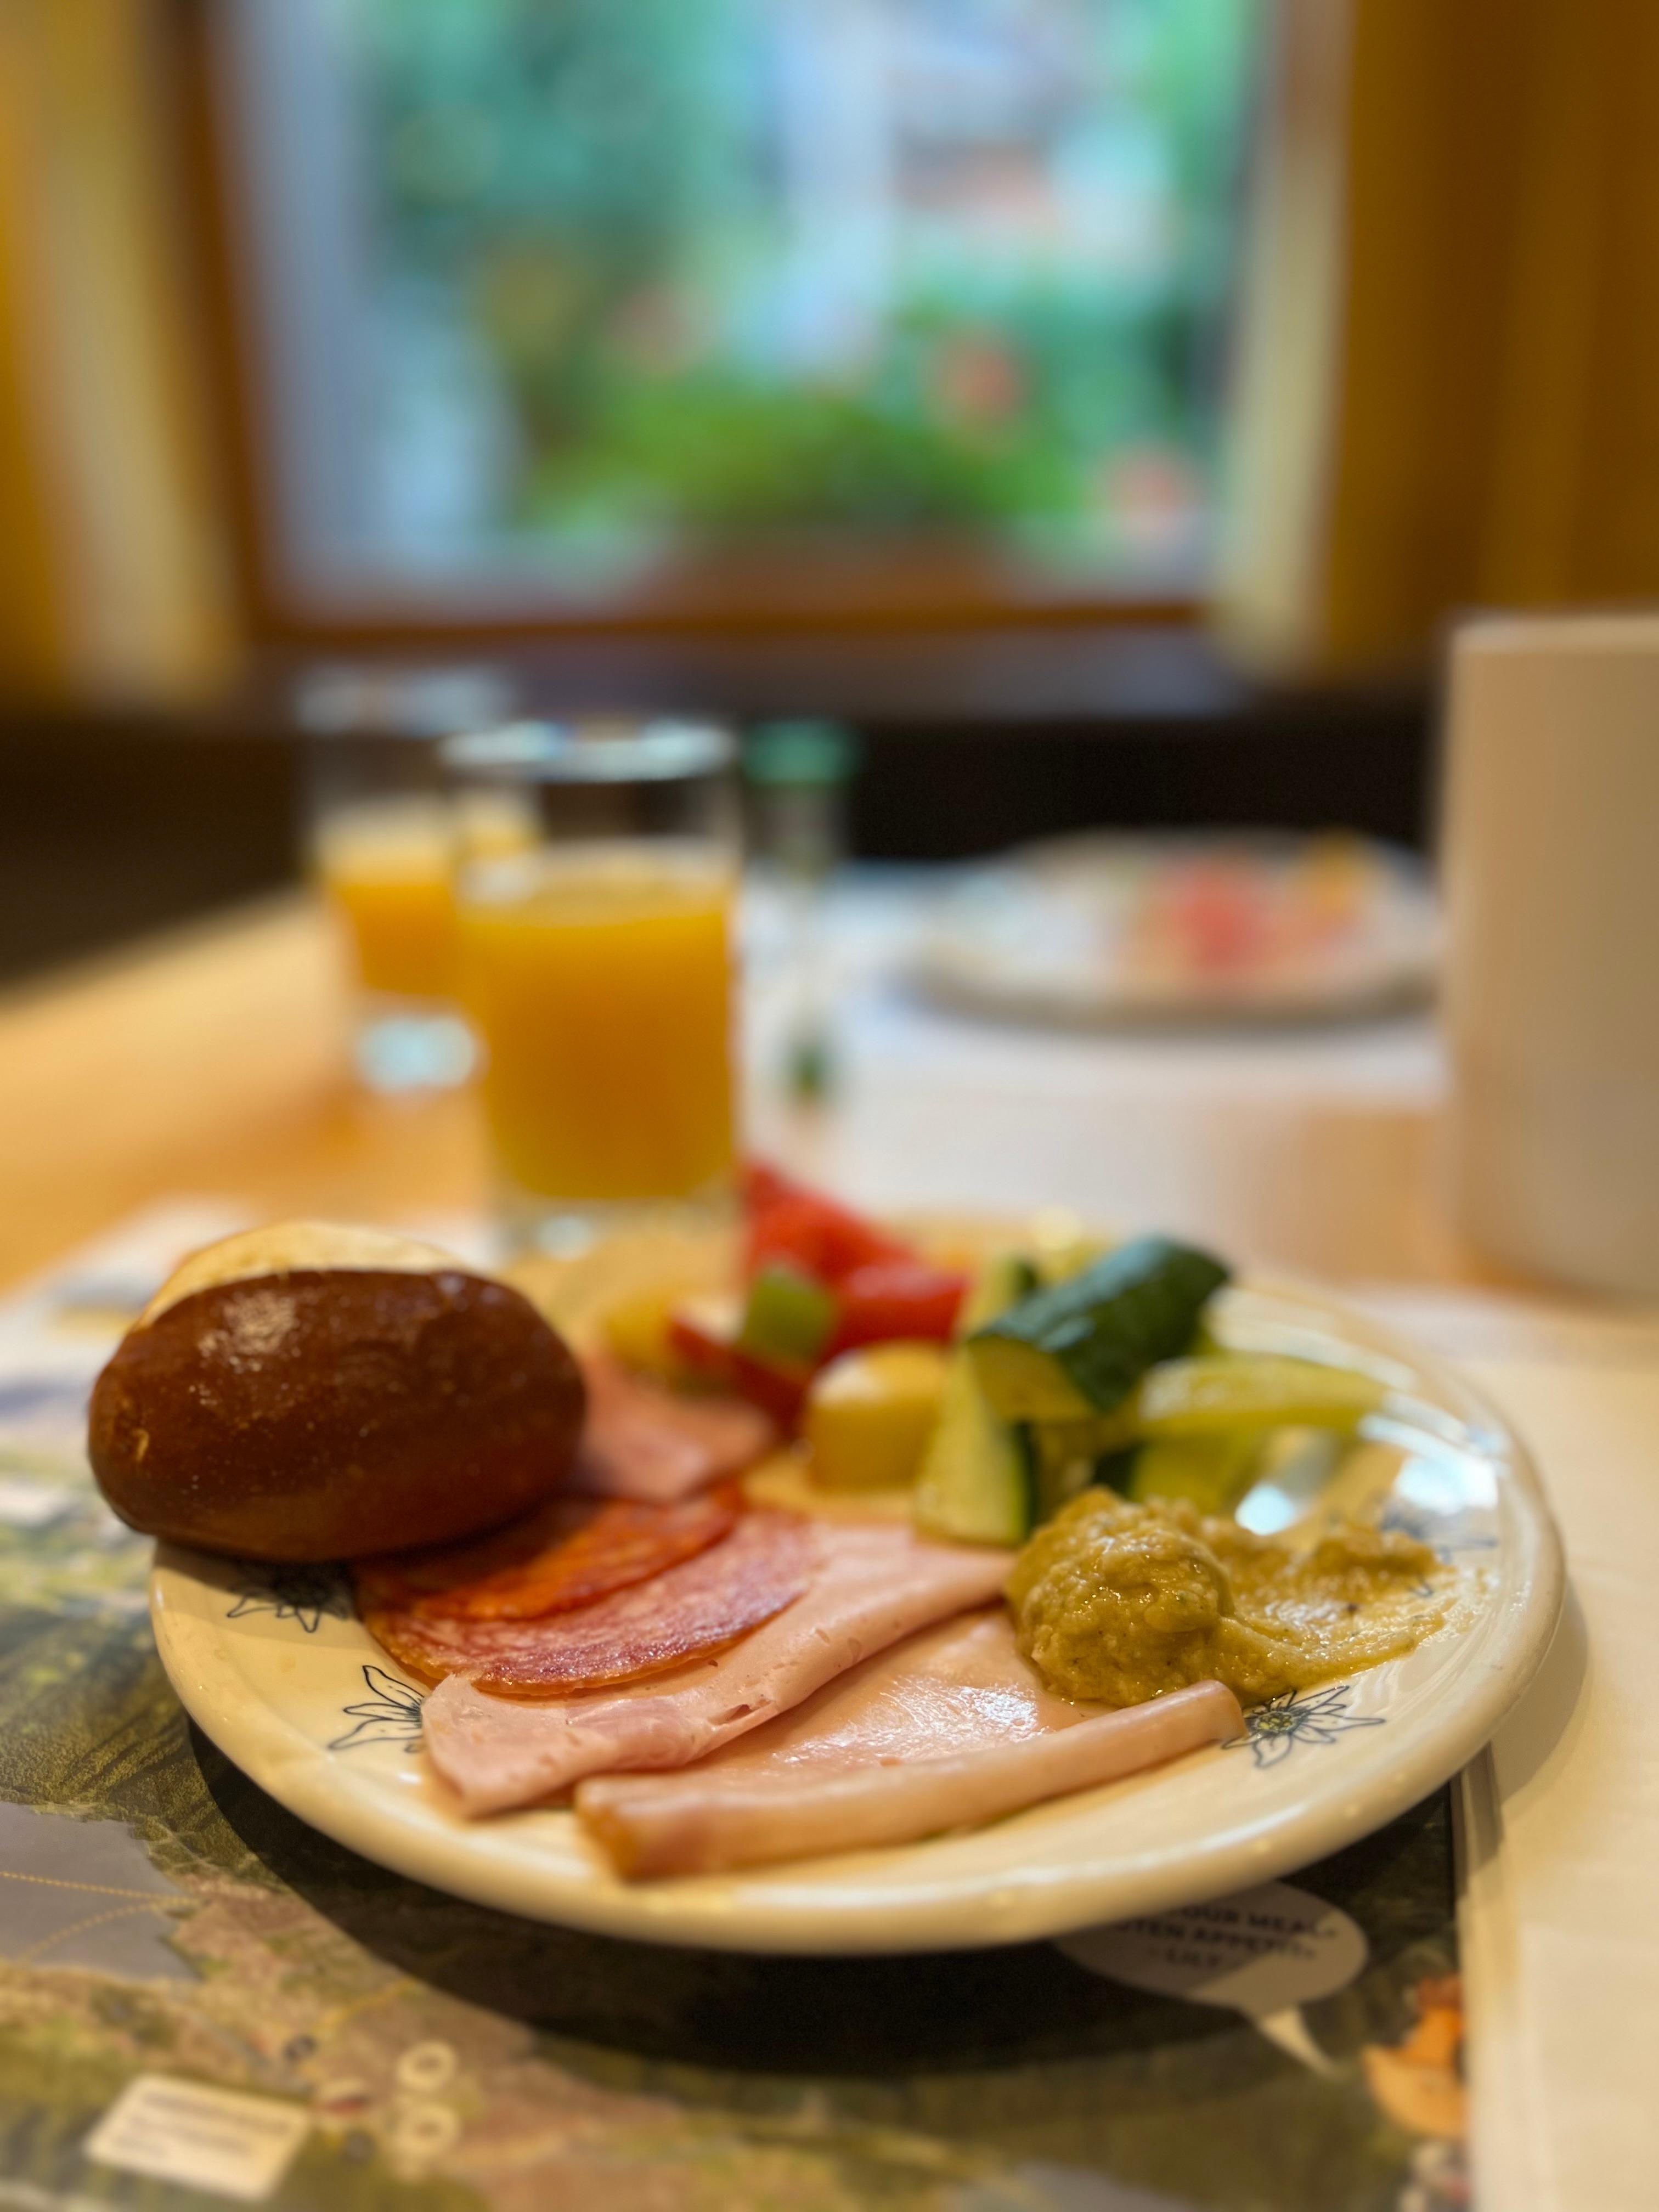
[1007,1491,1451,1708]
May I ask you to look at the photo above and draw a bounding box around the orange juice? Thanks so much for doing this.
[458,848,736,1203]
[317,800,456,999]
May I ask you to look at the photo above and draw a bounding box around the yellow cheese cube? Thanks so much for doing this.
[804,1341,951,1490]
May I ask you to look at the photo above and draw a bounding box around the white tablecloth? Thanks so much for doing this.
[745,871,1449,1280]
[1356,1292,1659,2212]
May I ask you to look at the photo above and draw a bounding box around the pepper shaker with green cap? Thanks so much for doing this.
[744,719,859,1103]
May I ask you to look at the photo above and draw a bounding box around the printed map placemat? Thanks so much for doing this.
[0,1206,1469,2212]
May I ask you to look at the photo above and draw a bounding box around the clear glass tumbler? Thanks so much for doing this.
[302,666,514,1093]
[442,719,741,1251]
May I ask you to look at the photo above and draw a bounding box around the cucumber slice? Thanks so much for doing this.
[1136,1355,1385,1437]
[960,1252,1040,1333]
[1126,1431,1261,1515]
[1033,1233,1110,1286]
[966,1237,1229,1421]
[1025,1422,1118,1525]
[1031,1410,1141,1463]
[911,1359,1034,1545]
[1094,1446,1140,1498]
[911,1251,1040,1546]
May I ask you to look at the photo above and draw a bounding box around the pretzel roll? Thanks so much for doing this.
[88,1223,585,1561]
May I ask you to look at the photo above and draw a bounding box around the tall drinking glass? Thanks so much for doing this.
[301,665,515,1092]
[443,721,741,1250]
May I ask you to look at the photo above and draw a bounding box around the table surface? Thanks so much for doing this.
[0,885,1523,1296]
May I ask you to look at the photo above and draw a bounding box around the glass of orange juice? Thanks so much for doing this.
[311,787,477,1092]
[443,721,740,1249]
[303,669,518,1092]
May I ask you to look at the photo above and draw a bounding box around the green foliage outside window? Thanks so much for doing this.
[339,0,1257,575]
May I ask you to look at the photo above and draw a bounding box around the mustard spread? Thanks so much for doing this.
[1007,1490,1453,1708]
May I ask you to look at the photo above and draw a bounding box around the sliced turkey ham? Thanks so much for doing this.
[574,1612,1243,1878]
[421,1523,1013,1815]
[571,1355,777,1503]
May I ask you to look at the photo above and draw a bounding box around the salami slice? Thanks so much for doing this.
[572,1356,777,1503]
[353,1485,741,1626]
[360,1510,814,1698]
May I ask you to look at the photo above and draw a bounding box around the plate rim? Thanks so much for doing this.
[149,1275,1564,1955]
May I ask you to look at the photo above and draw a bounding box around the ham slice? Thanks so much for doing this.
[575,1613,1243,1877]
[421,1524,1013,1815]
[364,1511,812,1697]
[571,1356,777,1503]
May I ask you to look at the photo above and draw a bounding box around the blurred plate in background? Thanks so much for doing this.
[912,834,1440,1027]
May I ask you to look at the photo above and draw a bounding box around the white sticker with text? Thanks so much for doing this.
[84,2075,310,2202]
[1059,1879,1369,2074]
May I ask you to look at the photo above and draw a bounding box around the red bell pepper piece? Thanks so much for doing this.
[741,1159,802,1214]
[668,1301,809,1429]
[743,1159,912,1283]
[745,1195,909,1286]
[826,1259,969,1355]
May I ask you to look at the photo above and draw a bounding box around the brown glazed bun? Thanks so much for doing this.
[88,1223,585,1561]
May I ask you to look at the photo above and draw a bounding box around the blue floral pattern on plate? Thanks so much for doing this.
[1376,1498,1499,1560]
[329,1666,425,1754]
[226,1564,352,1635]
[1233,1683,1386,1768]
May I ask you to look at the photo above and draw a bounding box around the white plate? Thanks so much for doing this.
[912,834,1441,1026]
[150,1277,1561,1955]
